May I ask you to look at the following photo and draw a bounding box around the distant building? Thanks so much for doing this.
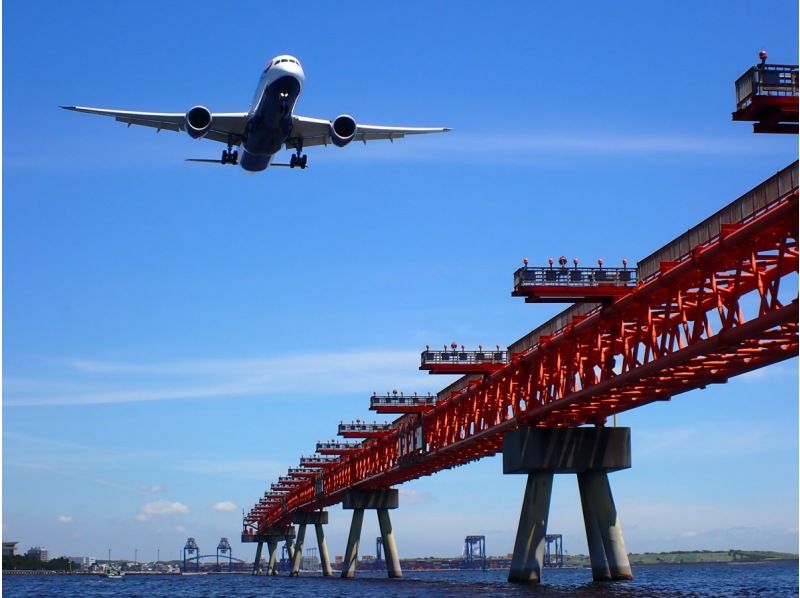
[3,541,18,557]
[69,556,96,569]
[26,546,49,561]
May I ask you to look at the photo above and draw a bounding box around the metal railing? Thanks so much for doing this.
[735,64,798,109]
[315,440,361,451]
[637,161,797,281]
[421,349,508,367]
[337,422,392,434]
[370,392,437,408]
[513,266,637,288]
[299,455,339,465]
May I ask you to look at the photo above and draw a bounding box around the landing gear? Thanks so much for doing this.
[289,150,307,169]
[221,147,239,165]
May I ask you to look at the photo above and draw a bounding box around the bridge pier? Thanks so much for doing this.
[253,541,264,575]
[315,523,333,576]
[341,489,402,579]
[290,524,306,576]
[242,526,295,576]
[266,538,279,575]
[578,471,632,580]
[291,511,330,576]
[503,426,632,584]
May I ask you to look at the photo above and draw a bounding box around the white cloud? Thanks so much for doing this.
[211,501,237,512]
[138,484,164,494]
[6,349,436,407]
[136,500,189,522]
[57,515,73,524]
[174,525,187,534]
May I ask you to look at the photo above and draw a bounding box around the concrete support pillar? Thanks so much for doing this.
[315,523,332,577]
[341,508,364,578]
[252,541,263,575]
[508,472,554,583]
[377,508,402,578]
[266,538,278,575]
[290,523,306,576]
[578,472,632,581]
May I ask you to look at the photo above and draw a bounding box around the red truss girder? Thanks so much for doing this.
[249,189,798,530]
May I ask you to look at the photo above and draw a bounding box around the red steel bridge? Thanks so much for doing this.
[245,159,797,532]
[243,55,798,583]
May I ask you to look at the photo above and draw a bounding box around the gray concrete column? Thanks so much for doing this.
[290,523,306,576]
[266,538,278,575]
[578,473,612,581]
[252,541,263,575]
[315,523,333,577]
[508,472,554,584]
[341,508,364,578]
[578,471,632,581]
[377,508,402,578]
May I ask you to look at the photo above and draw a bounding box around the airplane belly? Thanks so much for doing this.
[243,75,301,158]
[239,150,271,172]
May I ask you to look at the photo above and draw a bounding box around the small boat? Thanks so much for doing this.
[104,569,125,579]
[181,571,208,576]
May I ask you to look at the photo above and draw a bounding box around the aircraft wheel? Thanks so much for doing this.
[221,150,229,164]
[289,154,298,168]
[300,155,308,169]
[231,150,239,164]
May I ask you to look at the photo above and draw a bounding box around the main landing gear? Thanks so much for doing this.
[221,146,239,165]
[289,151,307,169]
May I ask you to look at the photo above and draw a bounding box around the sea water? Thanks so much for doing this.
[3,562,798,597]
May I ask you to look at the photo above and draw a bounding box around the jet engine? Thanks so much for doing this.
[330,114,357,147]
[185,105,213,139]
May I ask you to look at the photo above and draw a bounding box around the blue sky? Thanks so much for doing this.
[3,0,798,563]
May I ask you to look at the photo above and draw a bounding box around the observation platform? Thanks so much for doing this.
[420,346,508,374]
[370,391,437,413]
[316,440,361,454]
[277,476,304,486]
[300,455,340,468]
[338,421,393,438]
[512,260,636,303]
[732,58,798,134]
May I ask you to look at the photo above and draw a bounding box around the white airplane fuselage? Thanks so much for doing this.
[238,55,305,171]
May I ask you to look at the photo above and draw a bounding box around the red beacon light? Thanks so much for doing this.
[759,49,767,64]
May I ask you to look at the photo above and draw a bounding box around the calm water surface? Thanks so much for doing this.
[4,562,798,597]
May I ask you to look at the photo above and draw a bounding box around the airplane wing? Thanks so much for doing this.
[60,106,249,146]
[286,115,450,149]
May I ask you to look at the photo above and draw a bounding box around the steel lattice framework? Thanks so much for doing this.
[245,163,798,533]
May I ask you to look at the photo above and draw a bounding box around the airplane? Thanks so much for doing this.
[61,54,450,172]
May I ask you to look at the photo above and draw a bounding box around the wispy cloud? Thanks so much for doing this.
[58,515,73,524]
[136,500,189,522]
[172,458,286,481]
[315,131,779,166]
[6,349,438,407]
[211,501,237,512]
[138,484,165,494]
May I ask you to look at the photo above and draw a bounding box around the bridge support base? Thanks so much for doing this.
[341,489,402,578]
[503,426,632,584]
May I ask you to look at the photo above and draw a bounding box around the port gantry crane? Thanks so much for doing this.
[244,52,798,584]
